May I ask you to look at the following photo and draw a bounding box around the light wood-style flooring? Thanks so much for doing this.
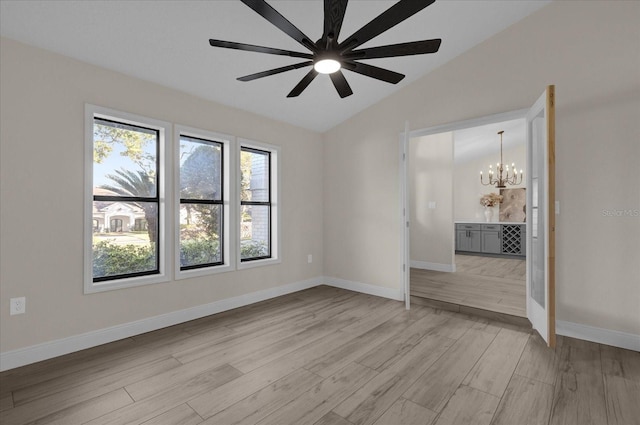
[411,255,526,319]
[1,286,638,425]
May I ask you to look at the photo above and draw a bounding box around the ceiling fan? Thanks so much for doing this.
[209,0,442,98]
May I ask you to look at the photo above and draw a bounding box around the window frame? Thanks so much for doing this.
[237,139,280,270]
[174,125,235,279]
[84,104,171,294]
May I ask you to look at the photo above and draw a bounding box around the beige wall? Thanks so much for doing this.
[409,133,454,267]
[454,144,526,222]
[324,1,640,335]
[0,38,324,352]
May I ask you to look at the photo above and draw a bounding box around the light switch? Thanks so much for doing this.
[428,201,437,209]
[555,201,560,214]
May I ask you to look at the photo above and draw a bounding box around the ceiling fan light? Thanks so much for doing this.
[314,59,341,74]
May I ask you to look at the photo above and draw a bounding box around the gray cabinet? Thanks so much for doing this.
[481,224,501,254]
[456,223,526,257]
[456,224,481,253]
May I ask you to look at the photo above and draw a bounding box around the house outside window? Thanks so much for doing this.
[85,105,170,293]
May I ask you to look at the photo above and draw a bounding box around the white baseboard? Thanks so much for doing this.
[556,320,640,352]
[410,260,456,273]
[323,277,404,301]
[0,277,322,372]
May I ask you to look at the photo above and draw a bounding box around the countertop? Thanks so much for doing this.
[455,221,525,225]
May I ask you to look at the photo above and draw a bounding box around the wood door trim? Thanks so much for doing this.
[546,85,556,348]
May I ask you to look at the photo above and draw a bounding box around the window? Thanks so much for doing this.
[175,126,234,278]
[85,106,279,291]
[179,136,223,269]
[239,141,279,268]
[134,219,148,232]
[85,105,170,293]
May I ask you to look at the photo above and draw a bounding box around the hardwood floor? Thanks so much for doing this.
[411,254,526,318]
[1,286,638,425]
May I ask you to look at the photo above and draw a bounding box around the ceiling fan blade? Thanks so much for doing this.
[343,61,405,84]
[241,0,317,52]
[209,39,313,59]
[287,69,319,97]
[330,70,354,98]
[322,0,348,46]
[238,61,313,82]
[340,0,435,52]
[344,39,441,60]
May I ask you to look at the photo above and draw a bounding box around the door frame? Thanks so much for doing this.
[400,108,529,309]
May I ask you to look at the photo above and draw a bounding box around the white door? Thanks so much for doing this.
[526,85,556,347]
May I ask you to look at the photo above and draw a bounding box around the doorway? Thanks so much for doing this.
[406,116,528,322]
[400,86,556,346]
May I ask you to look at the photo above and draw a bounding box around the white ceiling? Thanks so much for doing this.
[0,0,550,133]
[454,119,526,164]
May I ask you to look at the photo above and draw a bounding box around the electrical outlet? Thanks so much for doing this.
[10,297,26,315]
[307,254,312,264]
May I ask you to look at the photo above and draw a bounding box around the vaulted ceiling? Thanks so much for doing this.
[0,1,550,132]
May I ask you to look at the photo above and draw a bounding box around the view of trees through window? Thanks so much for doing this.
[92,118,159,281]
[91,113,276,283]
[240,148,271,261]
[179,136,223,269]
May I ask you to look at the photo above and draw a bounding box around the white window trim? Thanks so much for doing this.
[174,125,236,280]
[237,138,281,270]
[84,104,172,294]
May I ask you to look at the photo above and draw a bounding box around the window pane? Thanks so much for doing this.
[92,201,158,279]
[241,205,270,260]
[180,136,222,200]
[93,119,158,198]
[241,149,269,202]
[180,204,223,268]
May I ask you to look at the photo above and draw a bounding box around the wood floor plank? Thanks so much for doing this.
[188,330,355,419]
[462,327,530,397]
[402,327,497,412]
[19,388,133,425]
[228,325,334,373]
[339,301,410,336]
[199,368,323,425]
[411,254,526,318]
[334,334,455,425]
[603,374,640,425]
[355,313,450,371]
[85,364,241,425]
[433,385,500,425]
[140,403,203,425]
[0,393,12,413]
[255,362,378,425]
[600,344,640,381]
[514,333,563,385]
[372,398,437,425]
[548,342,608,425]
[314,411,354,425]
[490,374,553,425]
[0,338,139,394]
[0,357,180,424]
[304,313,421,378]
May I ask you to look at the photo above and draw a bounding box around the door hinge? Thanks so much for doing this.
[403,264,406,272]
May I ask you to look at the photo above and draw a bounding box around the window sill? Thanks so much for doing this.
[237,257,281,270]
[84,273,170,294]
[175,263,235,280]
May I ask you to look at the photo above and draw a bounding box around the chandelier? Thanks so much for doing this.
[480,131,523,188]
